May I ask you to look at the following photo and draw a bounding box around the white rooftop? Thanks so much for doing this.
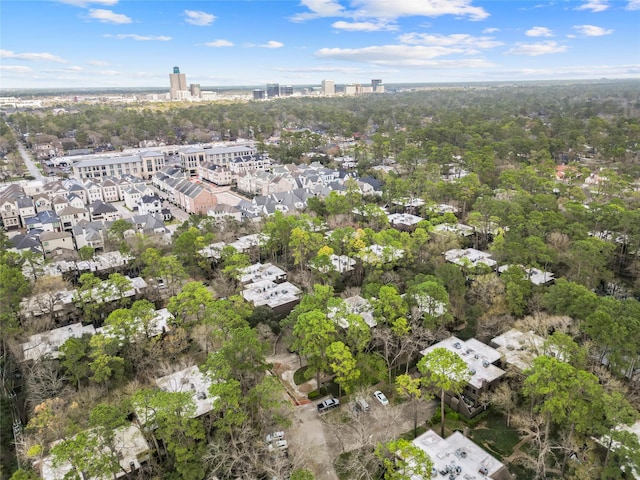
[491,329,545,371]
[154,365,216,418]
[21,322,96,362]
[421,336,505,389]
[238,262,286,284]
[311,254,356,274]
[229,233,264,252]
[433,223,475,237]
[358,244,404,264]
[412,430,508,479]
[40,424,151,480]
[199,241,226,259]
[242,280,301,309]
[497,264,555,286]
[328,295,377,329]
[387,213,424,226]
[445,248,497,269]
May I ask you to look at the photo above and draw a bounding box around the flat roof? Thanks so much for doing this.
[412,430,507,479]
[21,322,96,362]
[491,329,545,371]
[238,262,286,284]
[154,366,216,418]
[497,264,555,286]
[74,155,141,168]
[421,336,505,389]
[387,213,424,226]
[445,248,497,268]
[242,280,301,308]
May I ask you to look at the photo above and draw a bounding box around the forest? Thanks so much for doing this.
[1,80,640,480]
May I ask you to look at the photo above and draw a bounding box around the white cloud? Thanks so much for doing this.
[627,0,640,10]
[0,65,33,73]
[506,41,568,56]
[292,0,489,22]
[184,10,216,26]
[63,65,83,72]
[104,34,172,41]
[332,20,398,31]
[526,26,554,37]
[0,49,67,63]
[399,33,502,49]
[87,60,109,66]
[260,40,284,48]
[348,0,489,20]
[315,44,495,68]
[290,0,346,21]
[575,0,609,12]
[573,24,614,36]
[87,9,132,24]
[205,39,234,47]
[482,27,500,34]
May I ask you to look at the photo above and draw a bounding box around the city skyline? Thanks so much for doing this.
[1,0,639,90]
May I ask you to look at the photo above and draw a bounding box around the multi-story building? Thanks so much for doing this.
[253,89,266,100]
[169,66,187,100]
[179,147,206,177]
[281,85,294,97]
[204,144,257,167]
[139,151,166,178]
[266,83,280,98]
[73,152,165,180]
[321,79,335,96]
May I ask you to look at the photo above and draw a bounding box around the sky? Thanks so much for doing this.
[1,0,639,90]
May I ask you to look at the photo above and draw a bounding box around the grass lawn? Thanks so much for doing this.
[470,414,521,460]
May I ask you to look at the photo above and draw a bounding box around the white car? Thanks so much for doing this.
[266,431,285,443]
[268,439,288,452]
[373,390,389,406]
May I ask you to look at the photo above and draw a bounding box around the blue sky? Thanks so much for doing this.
[1,0,639,89]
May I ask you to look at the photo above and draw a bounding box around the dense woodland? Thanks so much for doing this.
[1,81,640,480]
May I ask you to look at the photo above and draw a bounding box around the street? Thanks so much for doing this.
[15,141,46,182]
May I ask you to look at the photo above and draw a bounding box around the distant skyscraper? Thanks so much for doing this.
[321,79,335,96]
[190,83,201,98]
[371,79,383,93]
[169,66,187,100]
[253,89,266,100]
[281,85,294,97]
[266,83,280,98]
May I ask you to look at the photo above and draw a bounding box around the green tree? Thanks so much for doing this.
[375,438,433,480]
[417,347,470,437]
[326,341,360,397]
[292,310,336,393]
[395,374,423,439]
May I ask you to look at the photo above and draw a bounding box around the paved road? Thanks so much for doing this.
[15,140,45,181]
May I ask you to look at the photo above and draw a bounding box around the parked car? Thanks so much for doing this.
[373,390,389,406]
[266,431,285,443]
[317,397,340,413]
[355,397,370,412]
[268,439,288,452]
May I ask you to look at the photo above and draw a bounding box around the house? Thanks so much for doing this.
[238,262,287,284]
[25,210,61,233]
[58,205,90,231]
[242,280,301,313]
[136,195,163,215]
[207,204,242,223]
[328,295,376,329]
[433,223,475,237]
[123,186,147,211]
[490,329,545,371]
[153,366,216,418]
[84,180,104,203]
[9,232,43,255]
[421,336,505,418]
[497,264,555,286]
[39,424,151,480]
[198,162,233,186]
[125,214,167,236]
[32,194,53,213]
[17,196,37,226]
[89,200,121,222]
[21,322,97,362]
[412,430,513,480]
[0,184,23,230]
[387,212,424,230]
[40,231,74,256]
[444,248,497,270]
[72,221,106,251]
[101,178,121,202]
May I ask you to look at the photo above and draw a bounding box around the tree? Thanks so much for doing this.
[291,310,336,393]
[326,341,360,397]
[167,281,215,326]
[375,438,433,480]
[417,348,470,437]
[77,245,94,261]
[395,374,423,439]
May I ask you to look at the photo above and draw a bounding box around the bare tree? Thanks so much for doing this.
[24,359,70,411]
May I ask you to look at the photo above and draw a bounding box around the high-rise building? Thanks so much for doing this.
[281,85,294,97]
[371,79,383,93]
[190,83,201,98]
[169,66,187,100]
[266,83,280,98]
[321,79,335,96]
[253,89,266,100]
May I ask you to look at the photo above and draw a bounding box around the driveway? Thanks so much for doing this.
[268,353,437,480]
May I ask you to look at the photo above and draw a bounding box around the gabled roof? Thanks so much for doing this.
[89,200,118,214]
[9,233,42,251]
